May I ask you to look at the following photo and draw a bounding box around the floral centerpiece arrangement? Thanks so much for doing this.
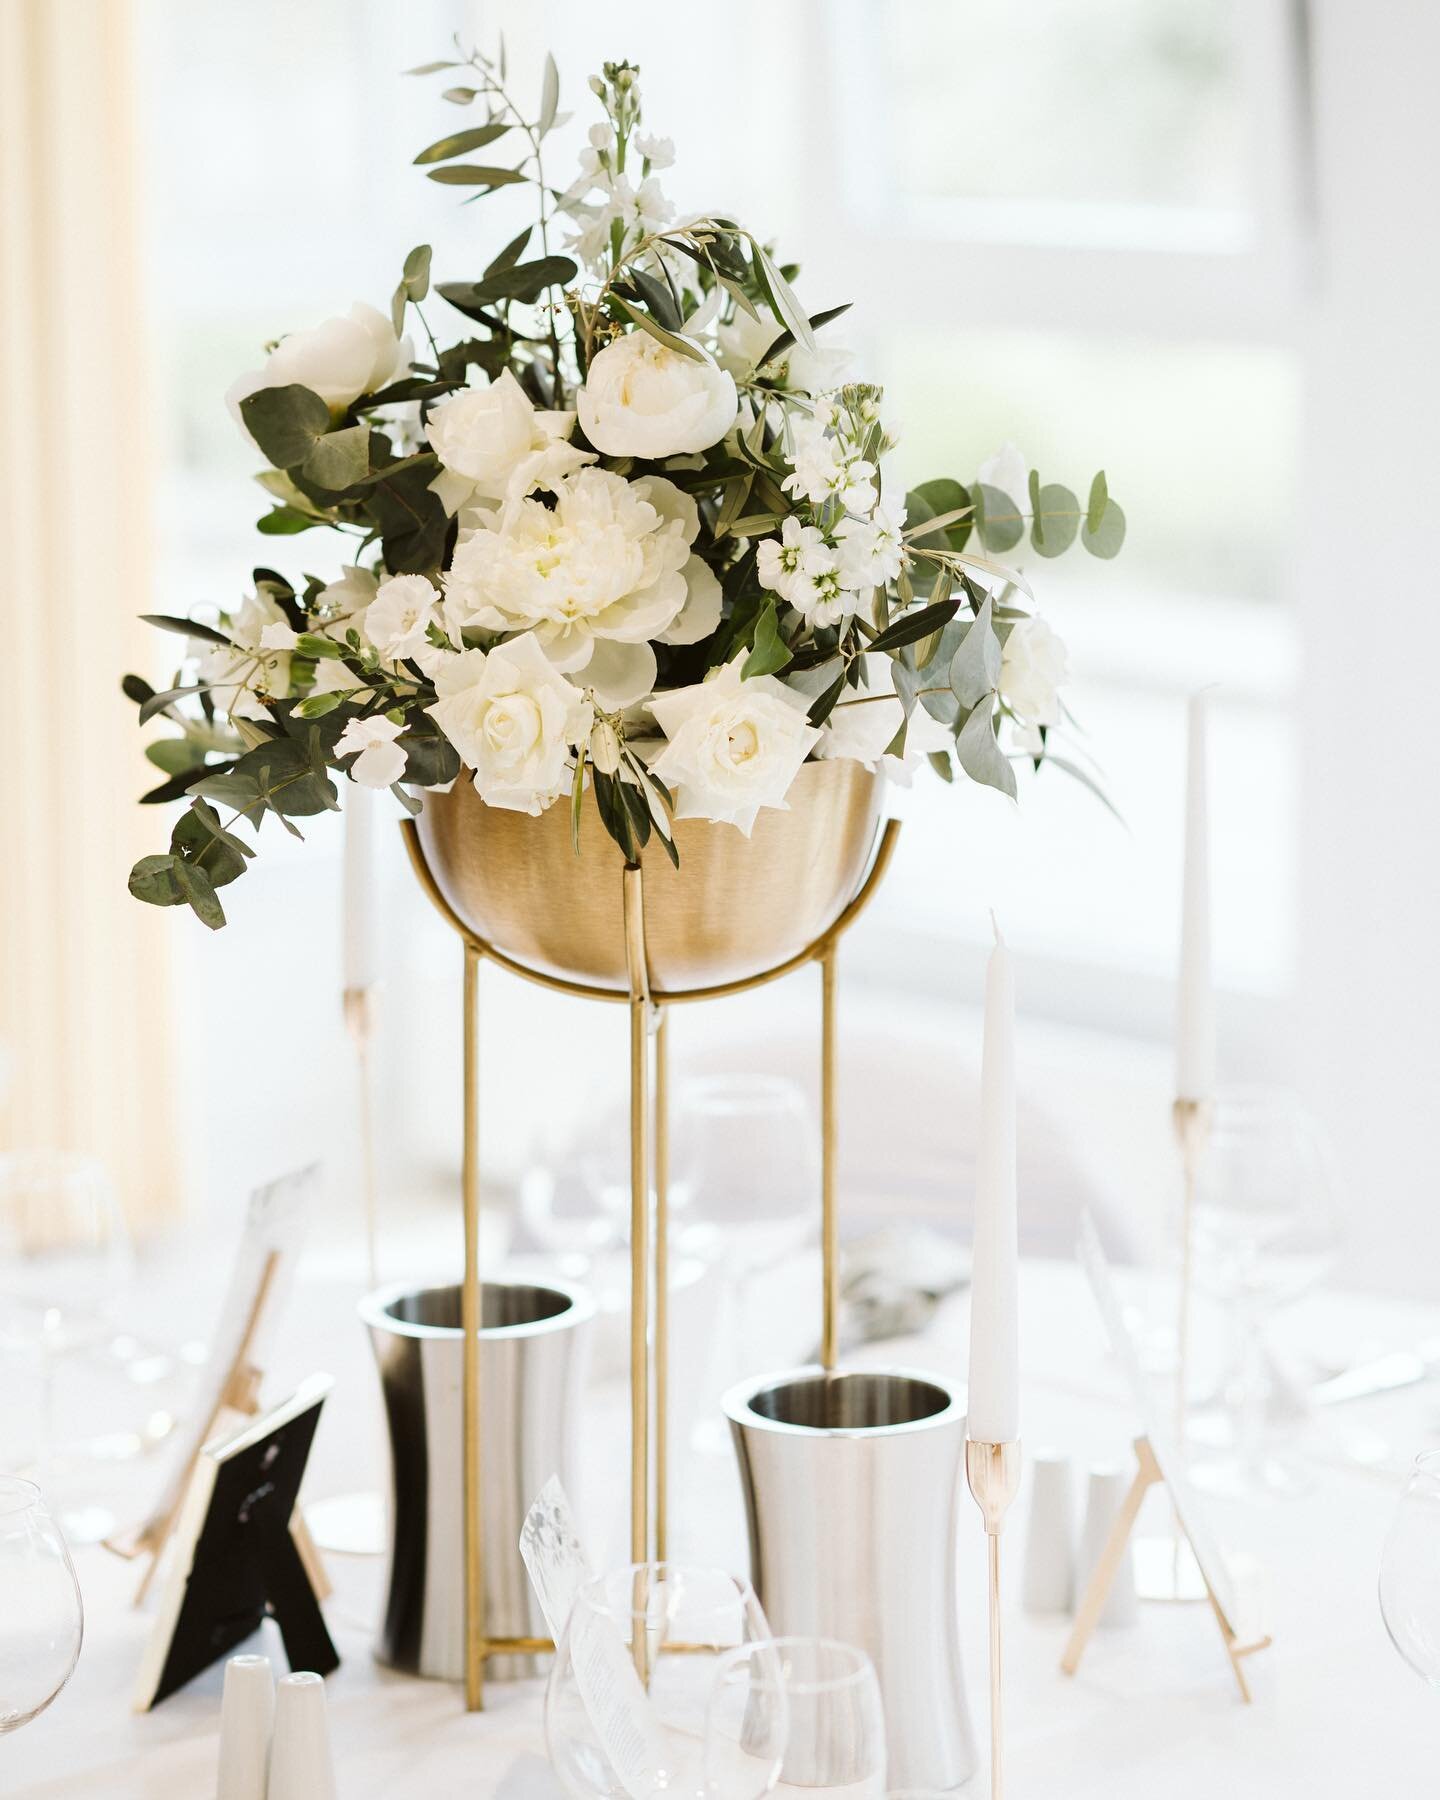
[126,48,1124,928]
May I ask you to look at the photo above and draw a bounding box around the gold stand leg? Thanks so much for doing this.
[820,946,838,1372]
[623,866,651,1568]
[461,944,485,1711]
[654,1009,670,1564]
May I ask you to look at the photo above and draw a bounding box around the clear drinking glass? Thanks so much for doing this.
[0,1478,83,1732]
[714,1637,887,1797]
[1190,1088,1342,1497]
[1380,1450,1440,1685]
[545,1563,784,1799]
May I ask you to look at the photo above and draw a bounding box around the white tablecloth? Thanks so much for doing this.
[6,1257,1436,1796]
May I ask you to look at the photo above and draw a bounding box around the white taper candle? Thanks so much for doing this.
[342,783,376,994]
[968,919,1019,1444]
[1175,694,1216,1101]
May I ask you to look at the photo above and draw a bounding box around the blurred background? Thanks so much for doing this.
[1,0,1436,1313]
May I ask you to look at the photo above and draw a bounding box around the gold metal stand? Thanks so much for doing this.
[966,1438,1021,1800]
[402,816,900,1709]
[1061,1436,1271,1702]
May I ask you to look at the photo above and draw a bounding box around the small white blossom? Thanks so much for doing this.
[335,714,407,789]
[756,517,834,607]
[587,122,611,151]
[259,620,298,652]
[634,132,675,170]
[835,503,907,590]
[363,574,441,663]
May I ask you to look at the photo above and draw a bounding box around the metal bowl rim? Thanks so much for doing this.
[358,1275,596,1340]
[721,1363,967,1439]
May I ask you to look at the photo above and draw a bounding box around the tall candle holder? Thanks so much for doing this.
[966,1437,1021,1800]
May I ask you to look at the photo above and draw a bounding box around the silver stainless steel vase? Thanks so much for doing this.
[362,1278,593,1682]
[725,1366,979,1793]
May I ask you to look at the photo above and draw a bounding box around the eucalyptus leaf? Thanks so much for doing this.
[1030,482,1080,559]
[257,506,324,536]
[172,857,226,929]
[1081,497,1127,559]
[955,701,1017,800]
[948,596,1001,706]
[128,854,184,909]
[438,256,576,315]
[1086,470,1109,535]
[239,384,330,471]
[302,424,370,492]
[974,483,1025,554]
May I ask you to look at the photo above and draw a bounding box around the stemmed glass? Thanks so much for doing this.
[1189,1088,1342,1497]
[545,1563,785,1798]
[1380,1450,1440,1685]
[713,1638,887,1797]
[0,1478,83,1732]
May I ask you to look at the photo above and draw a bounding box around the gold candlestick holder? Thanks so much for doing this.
[966,1437,1021,1800]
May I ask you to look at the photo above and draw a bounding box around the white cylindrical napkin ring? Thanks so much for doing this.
[1075,1463,1139,1628]
[267,1672,337,1800]
[1022,1447,1076,1615]
[216,1654,274,1800]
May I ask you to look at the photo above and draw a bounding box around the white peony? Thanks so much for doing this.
[578,331,737,459]
[646,657,821,834]
[443,467,703,707]
[426,370,592,512]
[362,574,441,663]
[335,714,408,789]
[428,632,592,815]
[198,590,293,722]
[998,617,1068,727]
[226,303,410,429]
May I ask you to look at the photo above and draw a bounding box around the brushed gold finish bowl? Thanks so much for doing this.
[412,759,885,997]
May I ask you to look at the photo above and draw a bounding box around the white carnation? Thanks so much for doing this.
[363,574,441,663]
[578,331,737,459]
[335,714,407,790]
[646,657,821,835]
[427,632,592,815]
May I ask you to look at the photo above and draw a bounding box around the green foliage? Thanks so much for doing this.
[239,384,331,470]
[741,598,793,678]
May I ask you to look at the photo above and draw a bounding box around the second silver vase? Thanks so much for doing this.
[725,1365,979,1794]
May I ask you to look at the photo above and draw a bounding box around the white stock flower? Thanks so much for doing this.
[782,417,877,513]
[976,442,1029,516]
[757,517,833,606]
[363,574,440,662]
[427,632,592,815]
[998,617,1068,727]
[634,132,675,169]
[647,657,821,834]
[226,303,409,429]
[199,590,293,722]
[443,468,700,707]
[834,503,906,590]
[335,714,407,789]
[578,331,738,458]
[426,370,593,512]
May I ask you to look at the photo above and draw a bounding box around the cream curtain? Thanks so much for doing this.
[0,0,178,1224]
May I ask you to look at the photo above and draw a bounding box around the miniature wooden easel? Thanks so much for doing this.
[106,1251,330,1606]
[1060,1437,1272,1702]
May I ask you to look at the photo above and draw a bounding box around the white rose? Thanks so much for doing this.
[578,332,737,458]
[646,656,821,835]
[796,654,952,779]
[443,467,699,708]
[998,617,1068,727]
[363,574,441,663]
[427,631,593,815]
[335,715,408,789]
[426,370,593,512]
[198,589,293,722]
[226,303,409,430]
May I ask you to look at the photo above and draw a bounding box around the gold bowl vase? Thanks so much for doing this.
[412,758,885,998]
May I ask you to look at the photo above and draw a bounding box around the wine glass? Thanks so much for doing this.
[1189,1088,1342,1497]
[1380,1450,1440,1684]
[545,1562,784,1798]
[0,1152,134,1541]
[713,1637,886,1797]
[0,1478,83,1732]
